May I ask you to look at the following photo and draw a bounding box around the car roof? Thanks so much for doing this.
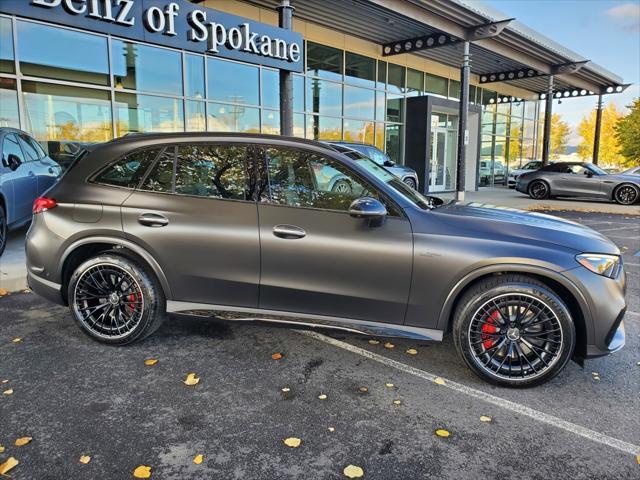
[0,127,29,136]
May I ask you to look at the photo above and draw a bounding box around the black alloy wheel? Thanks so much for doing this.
[403,177,417,190]
[614,184,639,205]
[332,179,353,194]
[528,180,549,199]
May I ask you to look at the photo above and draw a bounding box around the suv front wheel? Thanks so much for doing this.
[68,253,166,345]
[453,274,575,387]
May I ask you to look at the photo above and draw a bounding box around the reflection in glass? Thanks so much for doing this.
[293,113,305,138]
[375,91,385,121]
[386,94,404,123]
[22,81,112,142]
[343,119,374,144]
[186,100,206,131]
[185,54,205,98]
[524,101,537,119]
[0,79,19,128]
[262,109,280,135]
[377,61,387,89]
[207,102,259,133]
[0,17,14,74]
[293,75,305,112]
[469,85,477,104]
[375,123,385,150]
[385,124,403,163]
[344,85,375,119]
[141,148,175,193]
[208,58,259,105]
[307,42,342,80]
[345,52,375,88]
[18,21,109,85]
[262,69,279,109]
[425,73,448,96]
[306,115,342,140]
[449,80,461,100]
[387,63,405,93]
[307,78,342,116]
[406,69,423,96]
[112,40,182,95]
[115,92,184,135]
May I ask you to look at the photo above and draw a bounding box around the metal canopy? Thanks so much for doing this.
[239,0,626,97]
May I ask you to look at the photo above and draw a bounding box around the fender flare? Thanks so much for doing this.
[58,236,173,300]
[436,263,593,335]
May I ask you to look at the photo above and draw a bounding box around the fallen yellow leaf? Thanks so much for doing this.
[0,445,4,453]
[0,289,8,296]
[79,455,91,464]
[193,454,203,465]
[183,373,200,386]
[385,383,394,388]
[12,337,22,343]
[271,352,283,360]
[133,465,152,478]
[480,415,492,423]
[358,386,368,393]
[0,456,18,475]
[3,388,13,395]
[15,436,32,447]
[328,427,335,432]
[435,429,450,438]
[318,394,327,400]
[393,399,401,405]
[1,379,8,384]
[283,437,301,448]
[144,359,158,366]
[406,348,418,355]
[636,454,640,465]
[343,464,364,478]
[434,377,445,385]
[384,342,395,349]
[368,339,380,345]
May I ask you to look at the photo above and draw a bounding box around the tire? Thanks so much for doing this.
[613,183,639,205]
[0,206,6,257]
[403,177,417,190]
[528,180,549,200]
[452,274,575,387]
[67,253,166,345]
[331,179,352,194]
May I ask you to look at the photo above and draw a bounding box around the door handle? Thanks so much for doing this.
[273,224,306,239]
[138,213,169,227]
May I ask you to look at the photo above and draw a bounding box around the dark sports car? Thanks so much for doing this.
[516,162,640,205]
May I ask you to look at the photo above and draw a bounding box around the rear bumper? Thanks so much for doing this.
[27,270,65,305]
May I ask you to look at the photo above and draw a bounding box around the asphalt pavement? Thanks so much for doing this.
[1,211,639,479]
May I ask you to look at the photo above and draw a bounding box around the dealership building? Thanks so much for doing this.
[0,0,628,194]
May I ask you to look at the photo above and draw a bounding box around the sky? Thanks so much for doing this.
[476,0,640,145]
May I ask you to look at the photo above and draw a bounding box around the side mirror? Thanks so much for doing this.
[383,160,395,167]
[585,170,594,177]
[7,154,22,171]
[349,197,387,227]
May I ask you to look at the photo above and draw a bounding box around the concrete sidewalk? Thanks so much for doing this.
[0,226,28,293]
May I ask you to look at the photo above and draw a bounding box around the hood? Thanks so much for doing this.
[604,174,640,185]
[429,201,619,255]
[508,168,529,177]
[389,165,416,175]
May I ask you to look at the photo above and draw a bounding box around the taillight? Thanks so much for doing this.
[33,197,57,214]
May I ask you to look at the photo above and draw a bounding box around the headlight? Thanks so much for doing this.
[576,253,621,278]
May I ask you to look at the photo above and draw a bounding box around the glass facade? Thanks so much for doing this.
[0,14,541,188]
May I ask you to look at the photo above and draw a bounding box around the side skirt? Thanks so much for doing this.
[166,301,444,341]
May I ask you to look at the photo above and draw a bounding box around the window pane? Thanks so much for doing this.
[266,148,375,211]
[175,145,249,200]
[207,102,259,133]
[186,100,206,131]
[17,134,42,161]
[375,91,385,121]
[262,68,279,109]
[18,21,108,85]
[343,119,374,144]
[344,85,375,119]
[0,78,19,129]
[406,69,423,95]
[0,17,14,74]
[386,94,404,123]
[345,52,375,88]
[293,113,305,138]
[495,114,508,136]
[262,109,280,135]
[425,73,448,96]
[482,89,497,106]
[307,78,342,116]
[293,75,304,112]
[306,115,341,140]
[387,63,405,93]
[449,80,461,100]
[93,148,160,189]
[141,148,175,193]
[306,42,342,80]
[469,85,477,104]
[375,123,385,150]
[185,54,205,98]
[524,101,537,119]
[377,61,387,89]
[511,101,524,118]
[497,102,510,115]
[2,135,24,164]
[208,58,259,105]
[523,119,536,138]
[385,125,403,163]
[115,92,184,135]
[112,40,182,95]
[23,81,112,142]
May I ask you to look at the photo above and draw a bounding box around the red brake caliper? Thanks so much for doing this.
[481,311,500,349]
[127,293,137,313]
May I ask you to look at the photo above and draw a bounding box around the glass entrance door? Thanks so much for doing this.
[429,128,447,192]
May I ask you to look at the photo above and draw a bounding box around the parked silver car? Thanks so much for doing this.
[0,128,61,255]
[507,160,554,188]
[516,162,640,205]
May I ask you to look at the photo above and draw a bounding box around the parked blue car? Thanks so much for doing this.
[0,128,61,255]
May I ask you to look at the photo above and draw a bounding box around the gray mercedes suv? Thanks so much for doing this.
[26,133,626,387]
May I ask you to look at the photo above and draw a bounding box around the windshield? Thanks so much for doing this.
[589,164,607,175]
[353,156,438,210]
[523,161,539,170]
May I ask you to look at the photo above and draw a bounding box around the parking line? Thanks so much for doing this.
[301,331,640,457]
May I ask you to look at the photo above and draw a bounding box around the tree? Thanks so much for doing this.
[549,113,570,159]
[615,98,640,167]
[577,102,625,167]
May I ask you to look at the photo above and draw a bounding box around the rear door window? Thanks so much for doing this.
[17,134,46,161]
[92,147,161,189]
[140,147,175,193]
[2,134,25,166]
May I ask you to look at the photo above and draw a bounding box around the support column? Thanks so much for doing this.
[593,94,603,165]
[541,75,554,165]
[455,41,470,201]
[277,0,294,136]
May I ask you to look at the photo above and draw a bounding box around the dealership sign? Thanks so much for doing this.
[0,0,304,72]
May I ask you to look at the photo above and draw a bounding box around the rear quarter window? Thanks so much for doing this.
[91,147,161,189]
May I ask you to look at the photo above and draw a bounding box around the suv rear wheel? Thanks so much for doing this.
[67,253,166,345]
[453,275,575,387]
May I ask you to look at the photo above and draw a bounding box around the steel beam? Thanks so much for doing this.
[593,94,604,165]
[456,41,470,201]
[541,75,554,166]
[277,0,294,136]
